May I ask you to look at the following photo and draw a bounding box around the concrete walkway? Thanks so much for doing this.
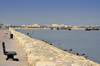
[0,30,28,66]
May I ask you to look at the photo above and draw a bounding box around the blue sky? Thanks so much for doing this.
[0,0,100,25]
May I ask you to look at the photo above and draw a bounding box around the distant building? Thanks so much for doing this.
[60,24,65,27]
[33,24,40,27]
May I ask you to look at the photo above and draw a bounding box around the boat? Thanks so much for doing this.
[85,28,91,31]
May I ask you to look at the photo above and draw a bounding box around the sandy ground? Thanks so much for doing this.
[0,30,28,66]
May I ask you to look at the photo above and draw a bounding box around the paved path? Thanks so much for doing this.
[0,30,5,41]
[0,30,28,66]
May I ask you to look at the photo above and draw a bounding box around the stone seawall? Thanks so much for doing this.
[10,29,100,66]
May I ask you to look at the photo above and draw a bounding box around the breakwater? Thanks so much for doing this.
[10,28,100,66]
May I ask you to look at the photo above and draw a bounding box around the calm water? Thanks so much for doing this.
[16,29,100,63]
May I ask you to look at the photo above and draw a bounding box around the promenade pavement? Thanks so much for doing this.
[0,30,28,66]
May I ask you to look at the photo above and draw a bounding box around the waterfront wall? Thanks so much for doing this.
[10,29,100,66]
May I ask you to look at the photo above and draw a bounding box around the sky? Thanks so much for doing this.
[0,0,100,26]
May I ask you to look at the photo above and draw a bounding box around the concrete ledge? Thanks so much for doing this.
[10,29,100,66]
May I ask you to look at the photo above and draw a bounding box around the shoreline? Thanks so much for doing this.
[10,27,85,30]
[10,28,100,66]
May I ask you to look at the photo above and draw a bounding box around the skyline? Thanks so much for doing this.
[0,0,100,26]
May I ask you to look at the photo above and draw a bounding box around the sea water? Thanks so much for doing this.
[16,29,100,63]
